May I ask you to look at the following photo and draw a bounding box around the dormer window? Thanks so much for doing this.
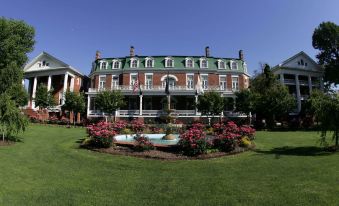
[165,57,174,68]
[100,61,108,70]
[218,60,226,69]
[200,58,208,68]
[130,58,139,68]
[231,61,238,70]
[243,62,247,72]
[145,57,154,68]
[185,58,194,68]
[298,59,307,67]
[112,60,120,69]
[38,60,49,68]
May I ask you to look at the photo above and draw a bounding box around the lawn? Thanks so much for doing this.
[0,125,339,206]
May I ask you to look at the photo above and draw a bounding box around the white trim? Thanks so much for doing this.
[111,74,119,89]
[165,57,174,68]
[98,75,106,89]
[199,57,208,68]
[99,61,108,70]
[243,62,247,73]
[160,74,178,81]
[129,73,138,86]
[144,73,153,89]
[200,73,208,89]
[185,57,194,68]
[217,59,226,69]
[219,75,227,90]
[145,57,154,68]
[112,59,121,69]
[130,58,139,68]
[230,60,238,70]
[186,73,194,89]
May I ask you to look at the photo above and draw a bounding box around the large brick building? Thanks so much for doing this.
[86,47,250,118]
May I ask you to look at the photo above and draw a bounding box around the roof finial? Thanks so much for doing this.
[95,50,101,60]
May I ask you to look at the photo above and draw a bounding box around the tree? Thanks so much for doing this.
[6,84,29,107]
[235,89,253,116]
[312,22,339,86]
[308,90,339,149]
[62,91,86,125]
[237,64,295,128]
[34,84,56,110]
[95,90,126,122]
[196,91,224,123]
[0,18,35,106]
[0,94,28,141]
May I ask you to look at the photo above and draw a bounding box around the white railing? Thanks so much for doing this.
[284,79,296,84]
[88,85,233,93]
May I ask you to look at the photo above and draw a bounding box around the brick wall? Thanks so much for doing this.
[208,73,219,87]
[106,75,112,89]
[227,75,232,90]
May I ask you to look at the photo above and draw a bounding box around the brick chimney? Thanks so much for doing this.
[130,46,135,57]
[239,50,244,60]
[95,50,101,60]
[205,46,210,57]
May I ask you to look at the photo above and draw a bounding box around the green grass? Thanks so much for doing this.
[1,125,339,206]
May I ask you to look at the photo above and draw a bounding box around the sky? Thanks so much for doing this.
[1,0,338,75]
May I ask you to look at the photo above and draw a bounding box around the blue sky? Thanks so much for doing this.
[1,0,338,75]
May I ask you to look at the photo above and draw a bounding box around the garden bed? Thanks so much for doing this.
[0,140,14,146]
[87,144,255,160]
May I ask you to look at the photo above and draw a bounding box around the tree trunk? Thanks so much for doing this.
[2,131,4,142]
[335,130,339,147]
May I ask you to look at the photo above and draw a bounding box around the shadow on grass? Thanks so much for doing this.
[255,146,335,157]
[75,138,85,144]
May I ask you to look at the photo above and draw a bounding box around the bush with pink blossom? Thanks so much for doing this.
[87,121,117,148]
[130,119,145,133]
[133,134,154,152]
[178,127,209,156]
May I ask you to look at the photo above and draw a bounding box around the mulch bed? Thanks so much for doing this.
[0,140,14,146]
[89,145,254,161]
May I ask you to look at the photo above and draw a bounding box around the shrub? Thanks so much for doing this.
[178,127,209,156]
[121,128,133,134]
[130,119,145,133]
[239,136,252,148]
[133,134,154,152]
[47,115,59,124]
[239,125,256,140]
[113,120,127,132]
[214,132,239,152]
[87,121,116,148]
[191,122,205,130]
[29,116,40,123]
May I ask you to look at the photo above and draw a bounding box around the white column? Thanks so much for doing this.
[87,96,90,118]
[320,77,324,91]
[308,75,312,93]
[280,73,284,84]
[47,75,52,91]
[139,94,143,115]
[70,77,75,92]
[62,73,69,104]
[22,79,25,87]
[32,76,38,109]
[295,74,301,113]
[195,95,198,115]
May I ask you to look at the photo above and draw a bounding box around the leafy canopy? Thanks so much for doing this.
[62,91,86,114]
[312,21,339,85]
[34,84,56,110]
[95,90,126,116]
[196,91,224,117]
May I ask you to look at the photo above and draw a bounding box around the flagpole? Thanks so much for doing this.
[166,70,170,110]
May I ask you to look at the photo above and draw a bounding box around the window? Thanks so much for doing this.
[186,74,194,89]
[218,60,226,69]
[130,59,138,68]
[219,76,227,90]
[185,58,194,68]
[298,59,308,67]
[243,62,247,73]
[165,57,174,67]
[100,61,108,70]
[130,74,137,86]
[99,75,106,89]
[201,75,208,89]
[200,58,208,68]
[145,74,153,89]
[145,58,154,68]
[162,77,176,89]
[111,75,119,89]
[231,61,238,70]
[37,62,41,68]
[232,76,239,91]
[112,60,120,69]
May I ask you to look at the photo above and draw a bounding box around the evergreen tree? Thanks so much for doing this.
[34,84,56,110]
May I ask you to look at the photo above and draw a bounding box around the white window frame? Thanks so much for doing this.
[219,75,227,90]
[231,75,239,91]
[185,58,194,68]
[165,57,174,68]
[130,73,138,87]
[144,73,153,90]
[112,59,121,69]
[111,75,119,89]
[231,60,238,70]
[243,62,247,73]
[186,73,194,90]
[99,61,108,70]
[130,58,139,68]
[145,57,154,68]
[99,75,106,90]
[201,74,208,89]
[218,59,226,69]
[200,58,208,69]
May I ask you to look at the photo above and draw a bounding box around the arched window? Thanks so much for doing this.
[200,58,208,68]
[218,60,226,69]
[145,58,154,68]
[165,57,174,67]
[100,61,108,70]
[231,61,238,70]
[112,60,120,69]
[185,58,194,68]
[130,58,138,68]
[161,75,178,89]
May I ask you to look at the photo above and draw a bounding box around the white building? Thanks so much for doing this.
[272,51,324,113]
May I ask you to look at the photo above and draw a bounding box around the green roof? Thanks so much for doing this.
[90,56,247,73]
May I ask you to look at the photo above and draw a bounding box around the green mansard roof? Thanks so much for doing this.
[90,55,248,74]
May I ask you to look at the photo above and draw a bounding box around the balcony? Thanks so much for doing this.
[88,85,234,93]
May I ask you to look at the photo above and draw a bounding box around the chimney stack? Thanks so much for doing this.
[239,50,244,60]
[130,46,135,57]
[95,50,101,60]
[205,46,210,57]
